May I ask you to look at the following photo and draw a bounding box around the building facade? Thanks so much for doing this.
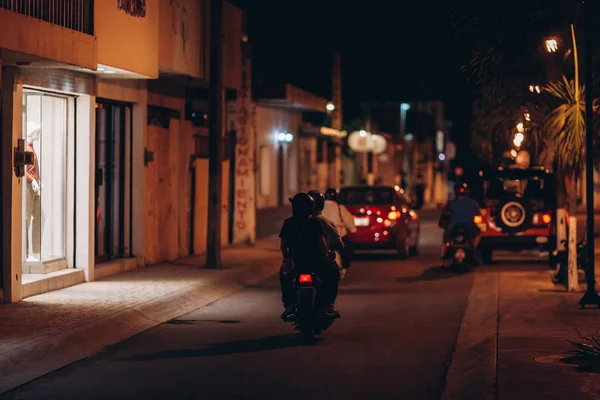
[0,0,246,303]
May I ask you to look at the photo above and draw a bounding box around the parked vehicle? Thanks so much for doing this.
[283,272,335,344]
[338,186,420,258]
[473,167,558,264]
[443,222,478,272]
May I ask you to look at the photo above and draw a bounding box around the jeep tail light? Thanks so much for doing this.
[299,274,312,283]
[542,213,552,224]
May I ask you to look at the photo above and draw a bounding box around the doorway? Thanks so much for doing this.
[95,101,133,263]
[22,90,72,273]
[277,144,284,206]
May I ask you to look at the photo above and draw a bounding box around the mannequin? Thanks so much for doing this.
[25,121,43,261]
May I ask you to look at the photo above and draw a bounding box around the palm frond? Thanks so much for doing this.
[543,76,585,176]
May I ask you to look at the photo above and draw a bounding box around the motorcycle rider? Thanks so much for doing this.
[279,193,341,320]
[323,188,357,273]
[439,183,482,257]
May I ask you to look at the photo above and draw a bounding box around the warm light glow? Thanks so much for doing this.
[299,274,312,283]
[529,85,541,93]
[377,217,384,223]
[545,39,558,53]
[359,130,367,137]
[474,215,483,224]
[542,213,552,224]
[383,230,389,236]
[524,112,531,121]
[394,185,400,191]
[513,132,524,148]
[510,149,518,158]
[326,102,335,111]
[387,211,400,221]
[517,123,524,132]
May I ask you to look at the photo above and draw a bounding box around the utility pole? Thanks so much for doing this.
[579,0,600,307]
[206,0,223,269]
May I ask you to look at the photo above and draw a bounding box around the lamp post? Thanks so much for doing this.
[326,102,335,127]
[579,0,600,307]
[398,103,410,186]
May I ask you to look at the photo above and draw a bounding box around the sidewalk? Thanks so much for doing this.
[0,243,281,395]
[444,265,600,399]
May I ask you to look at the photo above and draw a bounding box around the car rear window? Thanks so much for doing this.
[339,188,395,205]
[477,171,556,208]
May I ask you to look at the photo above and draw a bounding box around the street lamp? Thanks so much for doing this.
[545,38,559,53]
[326,102,335,112]
[513,132,524,148]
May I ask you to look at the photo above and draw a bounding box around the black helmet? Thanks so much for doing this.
[308,190,325,212]
[455,183,470,197]
[325,188,338,202]
[289,192,314,217]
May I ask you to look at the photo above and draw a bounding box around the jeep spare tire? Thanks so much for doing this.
[495,196,532,233]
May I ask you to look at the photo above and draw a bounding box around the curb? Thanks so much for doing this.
[0,255,281,395]
[442,271,499,400]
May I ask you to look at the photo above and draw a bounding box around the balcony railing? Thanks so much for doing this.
[0,0,94,35]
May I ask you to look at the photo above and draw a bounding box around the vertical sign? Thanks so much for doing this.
[233,53,256,244]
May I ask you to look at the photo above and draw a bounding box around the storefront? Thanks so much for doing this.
[1,67,96,302]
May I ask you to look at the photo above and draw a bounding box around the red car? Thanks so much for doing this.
[338,186,420,258]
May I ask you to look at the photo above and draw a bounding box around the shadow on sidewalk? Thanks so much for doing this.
[120,333,313,361]
[396,265,465,283]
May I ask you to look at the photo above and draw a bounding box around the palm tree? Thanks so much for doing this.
[469,98,551,166]
[543,76,585,291]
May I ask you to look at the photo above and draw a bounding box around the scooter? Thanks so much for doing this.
[443,225,476,272]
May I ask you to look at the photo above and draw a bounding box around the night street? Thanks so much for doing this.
[2,219,476,400]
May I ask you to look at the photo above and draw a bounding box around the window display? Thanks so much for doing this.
[23,91,68,265]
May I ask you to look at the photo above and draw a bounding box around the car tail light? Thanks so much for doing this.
[387,210,401,221]
[473,215,483,224]
[299,274,312,284]
[542,213,552,224]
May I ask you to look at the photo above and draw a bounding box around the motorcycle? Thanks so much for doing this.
[443,224,476,272]
[283,272,335,344]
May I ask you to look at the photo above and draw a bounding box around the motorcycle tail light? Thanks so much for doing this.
[542,213,552,224]
[299,274,312,284]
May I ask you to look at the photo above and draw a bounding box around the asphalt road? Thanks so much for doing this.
[2,221,474,400]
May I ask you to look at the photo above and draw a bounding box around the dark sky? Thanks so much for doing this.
[231,0,473,155]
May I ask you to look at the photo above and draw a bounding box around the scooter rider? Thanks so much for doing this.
[279,193,341,320]
[439,183,482,256]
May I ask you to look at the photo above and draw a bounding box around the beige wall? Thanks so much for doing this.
[95,0,159,77]
[158,0,206,78]
[0,9,96,70]
[255,106,301,209]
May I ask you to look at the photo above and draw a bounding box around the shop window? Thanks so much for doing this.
[23,92,68,264]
